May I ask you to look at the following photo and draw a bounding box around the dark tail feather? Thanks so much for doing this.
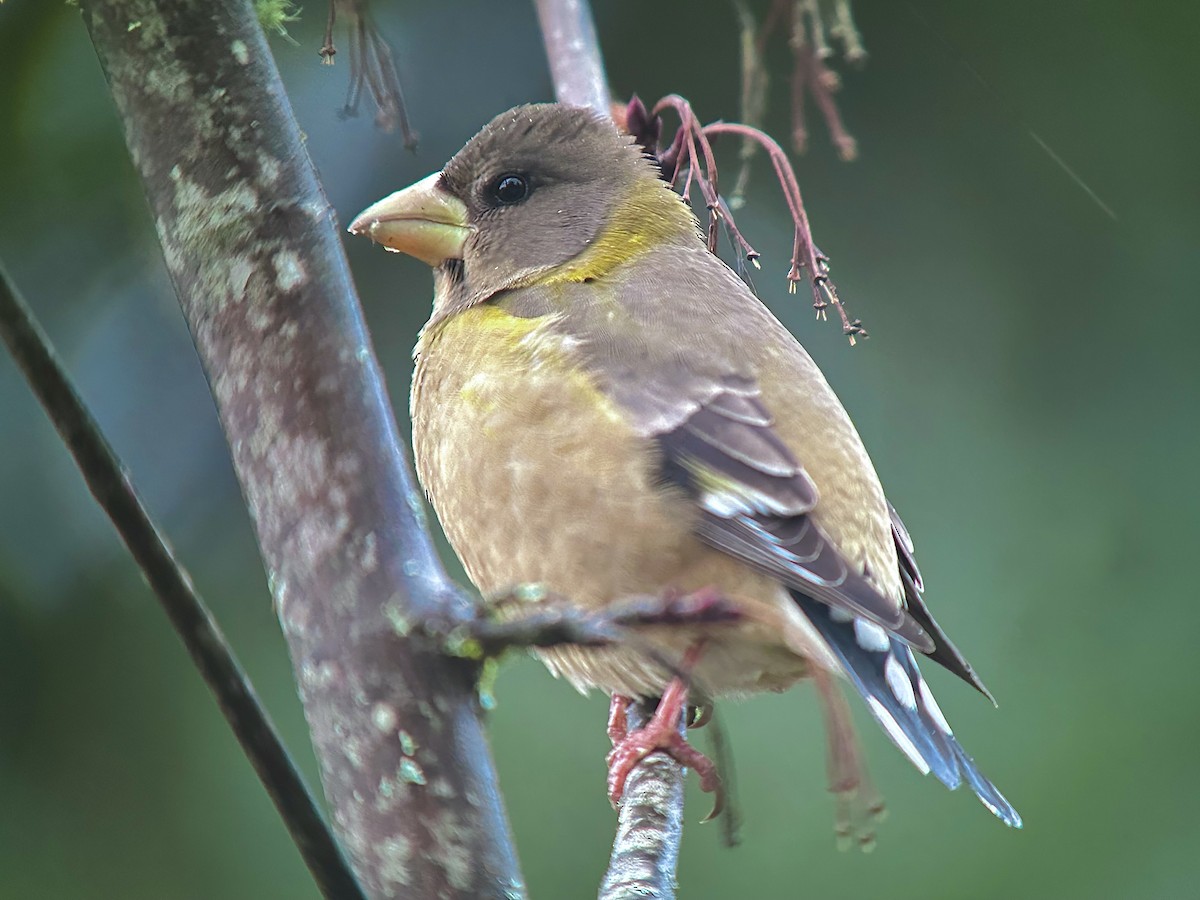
[793,592,1022,828]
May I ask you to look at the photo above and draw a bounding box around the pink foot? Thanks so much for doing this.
[605,651,724,819]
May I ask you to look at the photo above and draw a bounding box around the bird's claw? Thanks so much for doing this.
[606,693,724,821]
[832,785,886,852]
[688,702,714,729]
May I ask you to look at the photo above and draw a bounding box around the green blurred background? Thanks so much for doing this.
[2,1,1197,897]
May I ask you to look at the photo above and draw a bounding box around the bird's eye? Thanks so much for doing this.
[489,174,529,206]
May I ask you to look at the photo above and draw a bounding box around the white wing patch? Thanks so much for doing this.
[866,696,931,775]
[854,618,891,653]
[918,677,954,734]
[885,655,917,710]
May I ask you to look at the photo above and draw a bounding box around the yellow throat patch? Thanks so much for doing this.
[539,182,697,286]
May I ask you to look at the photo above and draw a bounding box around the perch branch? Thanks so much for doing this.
[598,700,687,900]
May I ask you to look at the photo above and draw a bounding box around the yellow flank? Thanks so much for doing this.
[540,181,697,285]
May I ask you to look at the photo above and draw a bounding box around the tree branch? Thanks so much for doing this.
[0,264,364,900]
[534,2,685,897]
[598,701,687,900]
[459,588,742,657]
[534,0,612,113]
[79,0,524,896]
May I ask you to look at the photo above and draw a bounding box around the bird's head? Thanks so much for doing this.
[349,103,697,315]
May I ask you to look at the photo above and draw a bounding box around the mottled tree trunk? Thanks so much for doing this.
[80,0,525,896]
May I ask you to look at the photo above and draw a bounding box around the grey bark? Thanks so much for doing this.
[535,0,613,114]
[80,1,525,896]
[598,701,687,900]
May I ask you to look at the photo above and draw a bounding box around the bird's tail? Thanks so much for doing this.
[792,591,1022,828]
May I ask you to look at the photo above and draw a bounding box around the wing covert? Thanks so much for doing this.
[650,380,934,651]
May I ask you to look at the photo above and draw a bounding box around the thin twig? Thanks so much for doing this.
[457,589,743,657]
[0,265,365,900]
[704,708,743,849]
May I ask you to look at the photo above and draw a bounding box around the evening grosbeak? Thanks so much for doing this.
[349,103,1021,833]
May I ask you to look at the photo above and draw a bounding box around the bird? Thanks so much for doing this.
[348,102,1021,838]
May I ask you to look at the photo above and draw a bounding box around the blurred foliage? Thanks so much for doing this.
[2,1,1198,898]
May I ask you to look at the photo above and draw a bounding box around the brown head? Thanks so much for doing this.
[348,103,696,318]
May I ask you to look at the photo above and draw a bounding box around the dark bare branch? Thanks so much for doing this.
[0,264,364,900]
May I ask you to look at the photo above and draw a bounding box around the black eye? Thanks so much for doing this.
[489,174,529,206]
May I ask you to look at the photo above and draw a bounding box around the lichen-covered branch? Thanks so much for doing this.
[79,0,525,896]
[598,700,687,900]
[0,264,364,900]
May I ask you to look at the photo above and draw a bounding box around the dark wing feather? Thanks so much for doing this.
[794,591,1021,827]
[888,503,996,703]
[656,388,1016,823]
[654,384,934,651]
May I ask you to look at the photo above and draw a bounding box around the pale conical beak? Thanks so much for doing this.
[347,172,471,266]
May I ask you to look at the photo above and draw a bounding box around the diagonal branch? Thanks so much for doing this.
[79,0,525,896]
[0,264,364,900]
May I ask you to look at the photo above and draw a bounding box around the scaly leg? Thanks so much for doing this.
[812,665,886,850]
[607,694,632,745]
[605,644,724,819]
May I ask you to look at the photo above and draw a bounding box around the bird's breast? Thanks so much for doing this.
[410,303,697,607]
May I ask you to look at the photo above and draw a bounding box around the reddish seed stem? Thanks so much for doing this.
[654,96,725,251]
[703,122,863,341]
[652,96,761,259]
[635,91,863,343]
[800,46,858,162]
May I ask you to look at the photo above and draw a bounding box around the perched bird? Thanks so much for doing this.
[349,103,1021,836]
